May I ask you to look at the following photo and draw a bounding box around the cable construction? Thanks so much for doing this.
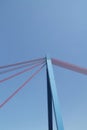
[1,57,87,109]
[0,61,45,83]
[0,63,46,108]
[0,60,44,75]
[0,58,46,108]
[52,58,87,75]
[0,57,45,69]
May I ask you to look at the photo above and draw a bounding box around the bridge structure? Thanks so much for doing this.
[0,57,87,130]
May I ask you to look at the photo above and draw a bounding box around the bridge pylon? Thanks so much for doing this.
[46,57,64,130]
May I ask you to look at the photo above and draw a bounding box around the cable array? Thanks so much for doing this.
[0,58,46,108]
[0,59,44,75]
[1,57,87,108]
[52,58,87,75]
[0,57,44,69]
[0,62,44,83]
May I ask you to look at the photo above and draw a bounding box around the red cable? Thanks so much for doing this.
[0,57,45,69]
[0,61,45,83]
[0,63,45,108]
[52,58,87,75]
[0,60,44,75]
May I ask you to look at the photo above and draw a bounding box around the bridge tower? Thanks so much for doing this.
[46,57,64,130]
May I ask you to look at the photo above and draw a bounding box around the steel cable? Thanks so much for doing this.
[0,61,45,83]
[0,63,46,108]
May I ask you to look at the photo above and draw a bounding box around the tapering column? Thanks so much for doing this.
[46,57,64,130]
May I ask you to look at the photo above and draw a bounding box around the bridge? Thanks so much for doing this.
[0,57,87,130]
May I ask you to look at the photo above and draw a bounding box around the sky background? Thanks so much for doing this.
[0,0,87,130]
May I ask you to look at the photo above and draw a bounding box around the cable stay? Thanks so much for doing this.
[52,58,87,75]
[0,61,45,83]
[0,57,45,69]
[0,59,45,75]
[0,63,45,108]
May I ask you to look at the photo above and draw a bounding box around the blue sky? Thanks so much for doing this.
[0,0,87,130]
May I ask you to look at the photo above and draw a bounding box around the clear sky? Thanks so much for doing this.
[0,0,87,130]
